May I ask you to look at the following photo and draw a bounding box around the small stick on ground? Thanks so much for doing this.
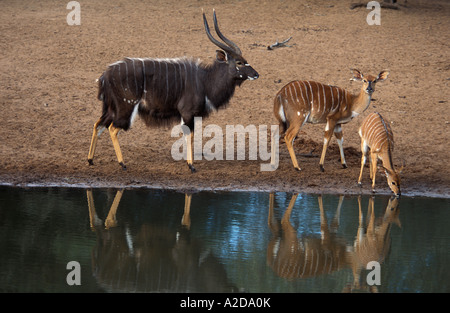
[267,36,292,50]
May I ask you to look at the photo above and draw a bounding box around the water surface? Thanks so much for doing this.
[0,186,448,293]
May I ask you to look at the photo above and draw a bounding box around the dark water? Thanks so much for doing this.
[0,186,448,293]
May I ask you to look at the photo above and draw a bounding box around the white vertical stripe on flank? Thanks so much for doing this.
[329,85,335,112]
[132,58,138,96]
[182,61,187,91]
[307,81,314,110]
[172,61,177,96]
[178,62,184,91]
[343,90,348,111]
[287,84,293,105]
[293,82,299,104]
[124,60,130,92]
[336,87,340,112]
[141,59,147,94]
[298,81,307,106]
[316,82,321,115]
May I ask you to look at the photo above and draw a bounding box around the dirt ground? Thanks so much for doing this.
[0,0,449,198]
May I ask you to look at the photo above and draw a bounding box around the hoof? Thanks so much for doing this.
[342,164,348,169]
[295,167,302,172]
[319,165,325,172]
[119,162,127,170]
[88,159,94,166]
[188,164,197,173]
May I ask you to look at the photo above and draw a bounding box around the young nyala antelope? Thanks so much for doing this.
[358,112,401,197]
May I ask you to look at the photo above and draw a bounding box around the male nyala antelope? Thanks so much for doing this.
[358,112,401,197]
[273,69,389,172]
[87,10,259,172]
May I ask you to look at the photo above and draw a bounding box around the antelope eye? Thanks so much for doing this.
[392,182,396,185]
[236,61,243,66]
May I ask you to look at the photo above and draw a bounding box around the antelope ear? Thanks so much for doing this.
[397,160,405,174]
[216,50,228,63]
[350,68,364,81]
[376,70,390,82]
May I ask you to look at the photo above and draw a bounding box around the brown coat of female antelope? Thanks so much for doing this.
[358,112,401,196]
[273,69,389,172]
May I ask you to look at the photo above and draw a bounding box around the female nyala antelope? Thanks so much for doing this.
[87,10,259,172]
[273,69,389,172]
[358,112,401,197]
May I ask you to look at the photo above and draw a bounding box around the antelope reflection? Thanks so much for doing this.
[87,189,237,293]
[346,196,400,292]
[267,193,400,292]
[267,194,347,279]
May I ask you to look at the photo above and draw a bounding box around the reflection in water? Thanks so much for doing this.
[87,190,238,293]
[0,186,448,293]
[349,196,400,292]
[267,194,347,279]
[267,193,401,292]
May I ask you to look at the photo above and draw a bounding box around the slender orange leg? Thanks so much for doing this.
[319,119,336,172]
[334,125,347,169]
[108,124,126,170]
[281,193,298,226]
[267,193,278,234]
[284,124,302,171]
[370,153,378,192]
[185,131,196,173]
[87,189,102,229]
[358,140,368,186]
[88,119,104,165]
[105,190,123,229]
[367,197,376,235]
[280,194,298,242]
[181,194,192,229]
